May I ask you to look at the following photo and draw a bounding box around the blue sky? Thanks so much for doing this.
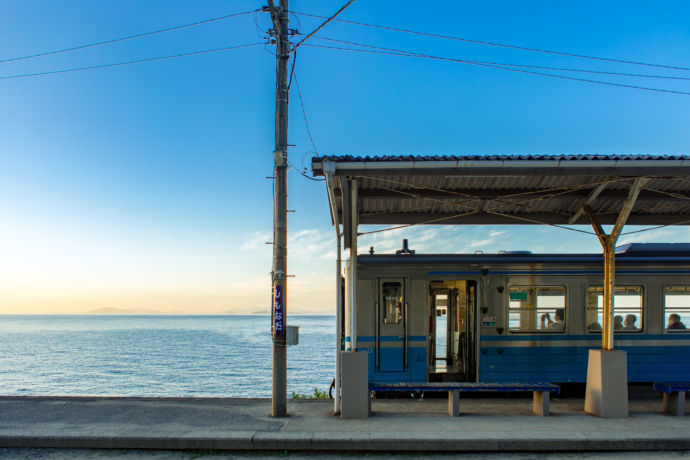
[1,1,689,314]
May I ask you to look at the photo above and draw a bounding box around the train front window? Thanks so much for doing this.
[382,282,403,324]
[664,286,690,332]
[585,286,644,333]
[508,286,566,333]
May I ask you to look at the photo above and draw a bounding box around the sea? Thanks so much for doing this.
[0,315,335,398]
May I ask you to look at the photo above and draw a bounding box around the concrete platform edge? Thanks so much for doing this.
[1,436,690,452]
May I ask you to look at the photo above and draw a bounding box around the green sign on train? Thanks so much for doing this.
[509,291,528,301]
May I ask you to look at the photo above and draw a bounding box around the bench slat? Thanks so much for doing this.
[654,382,690,393]
[369,382,560,394]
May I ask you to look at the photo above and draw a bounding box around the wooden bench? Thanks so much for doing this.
[368,382,560,416]
[654,382,690,416]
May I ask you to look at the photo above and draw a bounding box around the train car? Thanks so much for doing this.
[346,242,690,385]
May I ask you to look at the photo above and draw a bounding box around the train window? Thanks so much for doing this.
[664,286,690,332]
[382,282,403,324]
[508,286,566,333]
[585,286,643,332]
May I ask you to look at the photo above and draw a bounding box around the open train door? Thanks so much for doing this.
[465,281,477,382]
[428,280,478,382]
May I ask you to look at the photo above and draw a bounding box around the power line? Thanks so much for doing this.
[294,74,319,157]
[316,37,690,82]
[290,0,356,52]
[302,41,690,96]
[0,43,263,80]
[293,11,690,72]
[287,49,297,90]
[0,9,259,64]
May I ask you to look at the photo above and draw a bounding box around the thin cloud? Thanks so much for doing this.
[240,231,271,252]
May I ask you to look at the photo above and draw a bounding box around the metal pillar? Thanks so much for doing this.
[268,0,289,418]
[350,179,358,351]
[334,233,342,414]
[583,177,648,417]
[584,177,649,349]
[602,238,615,350]
[324,166,342,415]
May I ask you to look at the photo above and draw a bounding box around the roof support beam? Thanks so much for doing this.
[611,177,650,241]
[349,188,682,202]
[353,211,688,226]
[568,180,612,225]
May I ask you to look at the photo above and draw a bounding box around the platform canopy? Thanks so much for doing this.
[312,155,690,242]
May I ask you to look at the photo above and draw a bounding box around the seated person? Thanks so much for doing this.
[587,320,602,331]
[540,308,565,331]
[667,313,687,330]
[614,315,623,330]
[622,314,638,331]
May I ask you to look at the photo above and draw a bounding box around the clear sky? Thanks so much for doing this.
[1,1,689,314]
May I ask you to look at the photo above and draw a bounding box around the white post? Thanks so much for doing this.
[334,234,342,414]
[350,179,358,351]
[344,259,352,351]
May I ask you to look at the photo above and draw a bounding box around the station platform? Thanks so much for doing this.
[0,396,688,453]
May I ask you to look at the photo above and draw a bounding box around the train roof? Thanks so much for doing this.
[358,243,690,265]
[615,243,690,253]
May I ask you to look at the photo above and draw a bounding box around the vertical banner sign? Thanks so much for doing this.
[273,285,285,339]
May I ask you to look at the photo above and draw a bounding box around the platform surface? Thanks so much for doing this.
[0,396,688,452]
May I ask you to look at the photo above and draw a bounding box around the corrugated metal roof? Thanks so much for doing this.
[312,155,690,228]
[315,154,689,162]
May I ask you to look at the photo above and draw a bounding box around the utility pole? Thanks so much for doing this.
[267,0,289,417]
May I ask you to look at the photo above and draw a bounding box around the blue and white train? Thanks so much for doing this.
[347,242,690,384]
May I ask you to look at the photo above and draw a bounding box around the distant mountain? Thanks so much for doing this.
[82,307,166,315]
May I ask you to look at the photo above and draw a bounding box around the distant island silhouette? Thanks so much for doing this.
[78,307,325,315]
[82,307,168,315]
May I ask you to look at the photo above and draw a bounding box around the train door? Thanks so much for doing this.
[429,280,477,381]
[429,288,450,371]
[465,281,477,382]
[377,279,407,373]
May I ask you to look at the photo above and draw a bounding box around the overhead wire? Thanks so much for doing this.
[316,37,690,82]
[0,43,264,80]
[290,0,356,52]
[289,75,324,182]
[621,219,690,236]
[302,41,690,96]
[292,11,690,72]
[288,159,324,182]
[287,49,297,89]
[0,9,260,64]
[294,74,320,158]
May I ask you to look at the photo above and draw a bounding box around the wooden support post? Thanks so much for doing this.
[663,392,686,416]
[448,390,460,416]
[268,0,290,418]
[533,391,550,416]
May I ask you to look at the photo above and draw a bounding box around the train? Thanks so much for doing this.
[344,242,690,385]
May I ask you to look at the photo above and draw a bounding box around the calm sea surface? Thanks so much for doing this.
[0,315,335,398]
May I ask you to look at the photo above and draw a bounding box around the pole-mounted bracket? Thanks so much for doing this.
[273,150,287,166]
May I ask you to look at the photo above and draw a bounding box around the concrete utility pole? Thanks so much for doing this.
[267,0,289,417]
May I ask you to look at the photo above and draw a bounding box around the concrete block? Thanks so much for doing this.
[341,351,369,419]
[448,391,459,416]
[584,349,629,417]
[662,392,685,416]
[533,391,549,416]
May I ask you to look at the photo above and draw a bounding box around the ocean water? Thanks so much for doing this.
[0,315,335,398]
